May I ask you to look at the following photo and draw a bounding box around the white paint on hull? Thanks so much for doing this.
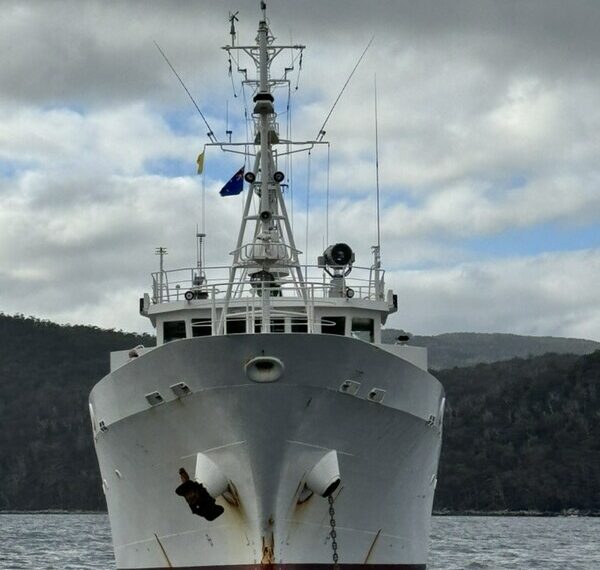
[90,334,443,569]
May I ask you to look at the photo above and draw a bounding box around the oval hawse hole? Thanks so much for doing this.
[245,356,284,383]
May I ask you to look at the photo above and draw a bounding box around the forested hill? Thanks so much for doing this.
[1,313,599,512]
[0,314,152,511]
[382,329,600,369]
[435,351,600,513]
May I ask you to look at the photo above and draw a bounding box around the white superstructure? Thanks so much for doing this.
[90,6,444,570]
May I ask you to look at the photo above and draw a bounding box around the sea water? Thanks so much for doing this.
[0,513,598,569]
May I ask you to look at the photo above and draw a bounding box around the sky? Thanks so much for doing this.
[1,0,599,340]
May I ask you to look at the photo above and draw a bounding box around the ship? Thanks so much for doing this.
[89,4,445,569]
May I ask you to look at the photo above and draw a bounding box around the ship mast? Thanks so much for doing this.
[217,3,309,334]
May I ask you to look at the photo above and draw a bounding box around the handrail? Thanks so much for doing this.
[151,264,383,292]
[150,278,384,304]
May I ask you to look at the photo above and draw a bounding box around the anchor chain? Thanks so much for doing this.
[328,494,339,567]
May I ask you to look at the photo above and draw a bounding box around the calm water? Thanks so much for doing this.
[0,514,598,569]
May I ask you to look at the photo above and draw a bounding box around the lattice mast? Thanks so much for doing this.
[218,5,307,333]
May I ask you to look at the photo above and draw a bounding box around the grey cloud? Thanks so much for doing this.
[1,1,599,340]
[0,1,231,105]
[386,249,600,339]
[3,1,600,106]
[0,170,243,330]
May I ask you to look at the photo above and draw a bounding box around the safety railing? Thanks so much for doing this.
[150,264,385,305]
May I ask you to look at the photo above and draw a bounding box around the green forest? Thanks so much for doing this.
[0,314,151,511]
[435,352,600,512]
[1,313,599,513]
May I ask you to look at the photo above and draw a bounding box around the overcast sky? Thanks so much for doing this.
[1,0,599,340]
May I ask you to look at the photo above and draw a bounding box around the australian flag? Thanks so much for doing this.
[219,166,245,196]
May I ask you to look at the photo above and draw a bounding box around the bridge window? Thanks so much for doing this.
[351,318,374,342]
[252,318,286,333]
[291,319,308,333]
[164,320,186,342]
[321,316,346,336]
[227,317,246,334]
[192,318,212,337]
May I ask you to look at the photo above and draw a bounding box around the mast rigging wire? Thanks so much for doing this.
[241,83,251,172]
[287,32,295,231]
[153,40,218,143]
[305,150,311,276]
[286,82,294,231]
[201,158,207,234]
[295,52,303,90]
[228,56,238,97]
[326,143,331,246]
[315,35,374,141]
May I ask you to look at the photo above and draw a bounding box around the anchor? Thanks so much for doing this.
[175,467,224,521]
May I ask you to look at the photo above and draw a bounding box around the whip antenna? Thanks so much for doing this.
[316,35,374,141]
[154,41,217,143]
[374,74,381,252]
[371,74,383,299]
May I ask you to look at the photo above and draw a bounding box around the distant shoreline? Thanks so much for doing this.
[0,510,105,515]
[433,510,600,517]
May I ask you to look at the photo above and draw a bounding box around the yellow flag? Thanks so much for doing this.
[196,151,205,174]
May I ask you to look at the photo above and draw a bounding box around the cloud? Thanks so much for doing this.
[0,1,599,340]
[0,1,232,106]
[0,167,245,332]
[378,174,600,241]
[386,249,600,340]
[0,104,200,176]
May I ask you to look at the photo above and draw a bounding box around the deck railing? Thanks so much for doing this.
[150,264,385,305]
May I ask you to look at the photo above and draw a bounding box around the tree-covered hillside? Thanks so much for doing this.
[435,351,600,512]
[0,314,152,510]
[1,313,599,512]
[382,329,600,369]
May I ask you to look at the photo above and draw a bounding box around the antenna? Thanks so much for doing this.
[226,100,232,142]
[372,75,383,299]
[196,227,206,270]
[155,247,168,303]
[229,11,239,45]
[195,228,206,287]
[316,35,374,141]
[374,74,381,252]
[153,41,218,143]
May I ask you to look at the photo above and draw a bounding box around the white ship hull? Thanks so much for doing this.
[90,334,444,569]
